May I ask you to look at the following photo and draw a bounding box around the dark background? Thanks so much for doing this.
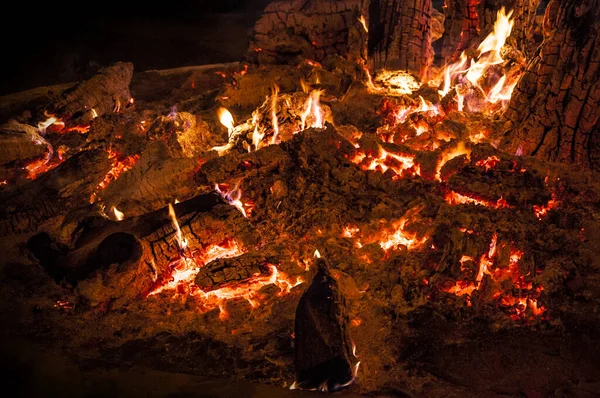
[0,0,272,95]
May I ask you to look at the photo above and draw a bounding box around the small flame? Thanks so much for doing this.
[218,107,235,134]
[300,90,324,131]
[435,142,470,181]
[90,108,98,119]
[168,203,188,252]
[358,15,368,32]
[215,184,250,217]
[270,85,280,144]
[111,206,124,221]
[314,249,321,258]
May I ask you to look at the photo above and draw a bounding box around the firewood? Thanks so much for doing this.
[43,62,134,127]
[0,120,48,167]
[194,251,276,291]
[294,256,354,391]
[502,0,600,170]
[368,0,434,81]
[248,0,367,66]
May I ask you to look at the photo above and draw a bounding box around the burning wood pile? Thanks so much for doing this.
[1,0,599,396]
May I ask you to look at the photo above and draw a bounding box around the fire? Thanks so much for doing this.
[111,206,124,221]
[90,150,139,203]
[374,70,421,95]
[270,84,280,144]
[314,249,321,258]
[300,89,324,131]
[215,184,251,217]
[379,207,427,251]
[37,114,60,135]
[218,107,235,135]
[435,142,470,181]
[341,226,359,238]
[168,203,188,252]
[25,147,66,180]
[90,108,98,119]
[444,190,511,209]
[352,147,418,178]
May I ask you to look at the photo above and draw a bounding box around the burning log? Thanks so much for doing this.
[368,0,434,81]
[43,62,134,127]
[294,256,355,391]
[48,193,259,307]
[502,0,600,170]
[195,251,276,291]
[248,0,367,65]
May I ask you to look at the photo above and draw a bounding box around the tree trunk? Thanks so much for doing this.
[502,0,600,170]
[440,0,542,62]
[367,0,434,80]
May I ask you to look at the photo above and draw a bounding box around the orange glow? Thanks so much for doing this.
[351,147,418,178]
[90,150,139,203]
[533,195,559,219]
[379,207,427,251]
[25,147,66,180]
[435,142,470,181]
[341,226,360,238]
[215,183,251,217]
[445,190,511,209]
[475,155,500,171]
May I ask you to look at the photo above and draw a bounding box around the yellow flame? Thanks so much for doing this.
[314,249,321,258]
[270,84,280,145]
[90,108,98,119]
[168,203,188,251]
[218,107,235,134]
[358,15,368,32]
[111,206,124,221]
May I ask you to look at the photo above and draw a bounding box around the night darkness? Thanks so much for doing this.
[1,1,272,95]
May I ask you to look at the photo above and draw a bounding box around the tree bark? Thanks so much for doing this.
[367,0,434,80]
[502,0,600,170]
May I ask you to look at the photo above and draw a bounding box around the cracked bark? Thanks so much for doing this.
[368,0,434,80]
[502,0,600,170]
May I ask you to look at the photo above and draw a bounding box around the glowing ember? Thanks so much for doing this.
[25,147,66,180]
[435,142,470,181]
[352,147,418,178]
[379,207,427,251]
[533,195,559,219]
[445,190,511,209]
[475,155,501,171]
[90,150,139,203]
[341,226,359,238]
[374,70,421,95]
[111,206,124,221]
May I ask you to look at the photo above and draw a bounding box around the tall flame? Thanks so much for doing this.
[270,85,280,144]
[168,203,188,252]
[218,107,235,135]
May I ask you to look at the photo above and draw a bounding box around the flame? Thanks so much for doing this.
[358,15,368,32]
[218,107,235,134]
[215,184,250,217]
[90,108,98,119]
[25,147,66,180]
[533,195,559,219]
[37,114,60,135]
[300,90,324,131]
[314,249,321,258]
[168,203,188,252]
[438,52,468,97]
[352,147,418,178]
[111,206,124,221]
[341,226,359,238]
[379,207,427,251]
[435,142,471,181]
[270,85,280,144]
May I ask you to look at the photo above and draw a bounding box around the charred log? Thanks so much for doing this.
[248,0,366,65]
[294,257,354,391]
[368,0,434,80]
[194,251,276,291]
[43,62,133,127]
[502,0,600,170]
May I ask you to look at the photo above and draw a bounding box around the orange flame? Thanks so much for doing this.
[111,206,124,221]
[444,190,511,209]
[435,142,471,181]
[168,203,188,252]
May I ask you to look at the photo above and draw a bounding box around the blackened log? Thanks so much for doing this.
[0,121,48,167]
[294,257,354,391]
[194,251,276,291]
[248,0,367,65]
[502,0,600,170]
[368,0,434,80]
[44,62,133,127]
